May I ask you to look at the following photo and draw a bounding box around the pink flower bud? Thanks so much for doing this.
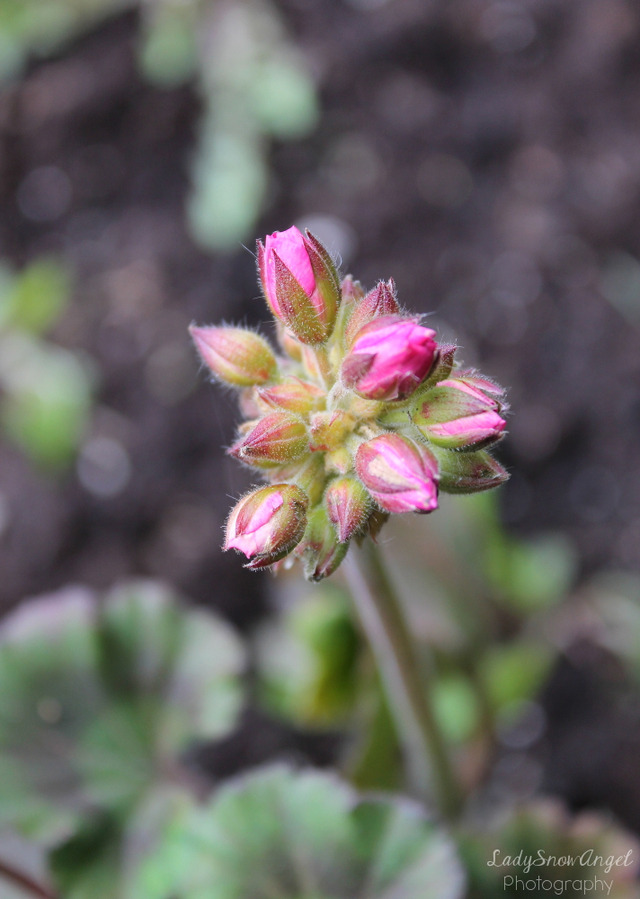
[295,506,348,581]
[229,411,308,467]
[455,370,505,397]
[414,377,506,450]
[275,322,303,361]
[189,325,277,387]
[344,279,400,346]
[325,477,371,542]
[341,315,437,401]
[256,378,325,416]
[224,484,308,568]
[309,410,354,452]
[341,275,366,305]
[257,226,340,345]
[355,434,439,514]
[436,449,509,494]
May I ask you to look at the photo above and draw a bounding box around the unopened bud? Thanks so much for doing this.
[189,325,277,387]
[344,279,400,346]
[229,411,308,467]
[257,377,325,415]
[275,321,303,361]
[436,449,509,494]
[224,484,309,568]
[342,315,437,401]
[309,410,354,452]
[296,506,349,582]
[456,370,505,397]
[413,378,506,450]
[325,477,371,542]
[356,434,439,514]
[257,226,340,345]
[341,275,366,305]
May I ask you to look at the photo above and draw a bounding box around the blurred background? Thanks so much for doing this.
[1,0,640,879]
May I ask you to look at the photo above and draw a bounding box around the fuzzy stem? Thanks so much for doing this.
[343,540,464,820]
[310,344,333,389]
[0,859,57,899]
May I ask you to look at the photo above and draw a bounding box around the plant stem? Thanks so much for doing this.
[0,859,57,899]
[343,540,463,820]
[308,345,333,389]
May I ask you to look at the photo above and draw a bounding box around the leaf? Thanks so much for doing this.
[0,334,93,469]
[485,533,577,613]
[0,258,70,335]
[49,787,194,899]
[0,581,245,845]
[480,642,554,710]
[135,765,466,899]
[256,585,361,726]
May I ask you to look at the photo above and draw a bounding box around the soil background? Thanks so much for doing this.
[1,0,640,833]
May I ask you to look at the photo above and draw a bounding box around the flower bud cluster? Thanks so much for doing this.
[191,225,508,581]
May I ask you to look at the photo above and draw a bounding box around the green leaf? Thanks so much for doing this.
[0,334,93,469]
[138,6,198,88]
[0,581,245,844]
[485,533,577,613]
[50,787,194,899]
[480,642,554,710]
[433,676,480,744]
[136,765,466,899]
[0,258,70,334]
[257,586,361,726]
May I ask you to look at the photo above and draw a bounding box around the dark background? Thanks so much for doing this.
[1,0,639,829]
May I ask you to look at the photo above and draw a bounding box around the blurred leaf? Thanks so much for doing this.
[348,690,402,793]
[139,4,198,87]
[462,800,639,898]
[257,586,361,726]
[587,571,640,678]
[600,251,640,329]
[188,119,267,251]
[134,765,466,899]
[0,258,70,335]
[485,534,577,613]
[50,787,193,899]
[0,582,245,845]
[249,57,318,139]
[481,642,554,710]
[0,0,134,77]
[433,676,480,744]
[0,334,93,468]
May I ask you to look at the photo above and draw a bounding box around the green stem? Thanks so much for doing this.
[343,540,464,820]
[309,345,333,389]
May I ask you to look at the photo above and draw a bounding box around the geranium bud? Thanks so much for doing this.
[325,447,352,475]
[257,378,325,415]
[325,477,371,542]
[257,226,340,345]
[356,434,439,514]
[275,321,303,361]
[341,275,366,305]
[414,378,506,450]
[344,279,400,346]
[455,370,505,397]
[309,410,354,452]
[436,449,509,494]
[224,484,308,568]
[418,343,457,391]
[296,506,348,582]
[229,411,308,467]
[189,325,277,387]
[342,315,437,401]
